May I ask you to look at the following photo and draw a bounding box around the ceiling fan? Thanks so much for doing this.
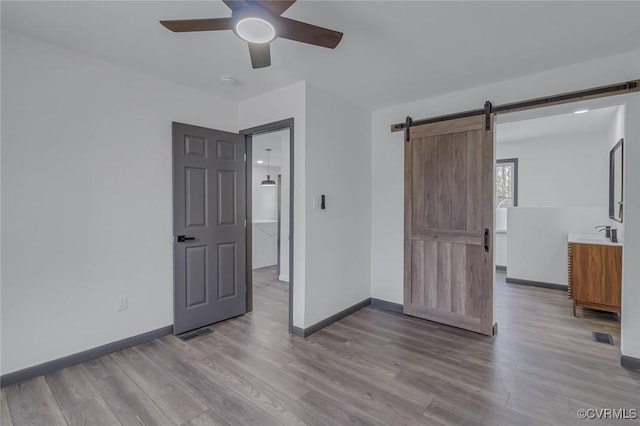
[160,0,343,69]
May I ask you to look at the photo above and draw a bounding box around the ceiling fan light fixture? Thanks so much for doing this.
[235,17,275,43]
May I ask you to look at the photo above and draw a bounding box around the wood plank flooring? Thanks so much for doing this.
[2,267,638,425]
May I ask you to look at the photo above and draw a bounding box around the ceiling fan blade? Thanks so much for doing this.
[222,0,249,11]
[277,17,343,48]
[248,43,271,69]
[160,17,233,32]
[256,0,296,16]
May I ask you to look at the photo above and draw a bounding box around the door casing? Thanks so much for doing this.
[241,119,295,333]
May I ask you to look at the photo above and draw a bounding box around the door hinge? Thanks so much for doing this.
[244,218,247,228]
[244,153,247,162]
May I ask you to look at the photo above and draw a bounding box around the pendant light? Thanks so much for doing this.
[261,148,276,186]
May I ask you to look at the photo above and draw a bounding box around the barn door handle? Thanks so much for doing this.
[484,229,490,252]
[177,235,195,242]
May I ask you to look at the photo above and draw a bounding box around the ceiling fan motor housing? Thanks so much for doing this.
[232,6,279,43]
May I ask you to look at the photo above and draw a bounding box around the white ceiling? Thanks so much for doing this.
[496,105,618,143]
[3,1,640,110]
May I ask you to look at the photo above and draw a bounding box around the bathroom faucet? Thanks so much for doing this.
[595,225,611,238]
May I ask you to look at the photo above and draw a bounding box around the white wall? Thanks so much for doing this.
[621,99,639,359]
[251,222,278,269]
[608,105,626,152]
[251,165,280,270]
[251,165,280,221]
[507,207,608,286]
[495,130,612,278]
[1,30,238,374]
[279,132,291,282]
[604,103,637,359]
[370,48,640,361]
[239,82,372,329]
[238,82,306,328]
[497,132,610,208]
[303,84,371,327]
[607,105,625,235]
[495,232,507,267]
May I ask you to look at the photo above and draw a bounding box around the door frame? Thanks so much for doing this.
[240,118,295,333]
[496,100,627,296]
[277,173,282,277]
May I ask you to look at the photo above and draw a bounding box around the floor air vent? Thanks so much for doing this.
[592,332,614,345]
[179,328,213,341]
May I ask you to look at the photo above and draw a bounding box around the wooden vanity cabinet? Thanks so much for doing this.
[568,242,622,316]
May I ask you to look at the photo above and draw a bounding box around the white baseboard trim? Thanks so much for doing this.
[279,275,289,282]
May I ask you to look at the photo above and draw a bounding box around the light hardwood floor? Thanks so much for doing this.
[2,267,638,425]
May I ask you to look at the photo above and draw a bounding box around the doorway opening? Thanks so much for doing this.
[171,119,293,335]
[242,119,294,333]
[494,101,625,342]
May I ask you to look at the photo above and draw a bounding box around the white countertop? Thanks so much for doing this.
[568,233,623,247]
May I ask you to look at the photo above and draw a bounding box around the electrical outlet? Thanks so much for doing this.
[117,296,128,312]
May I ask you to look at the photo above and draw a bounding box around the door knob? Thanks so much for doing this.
[177,235,195,242]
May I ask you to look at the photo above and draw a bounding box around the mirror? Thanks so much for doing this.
[609,138,623,222]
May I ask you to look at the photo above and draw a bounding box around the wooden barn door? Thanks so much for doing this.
[404,115,495,335]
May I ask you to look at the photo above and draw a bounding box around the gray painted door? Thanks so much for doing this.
[173,122,246,334]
